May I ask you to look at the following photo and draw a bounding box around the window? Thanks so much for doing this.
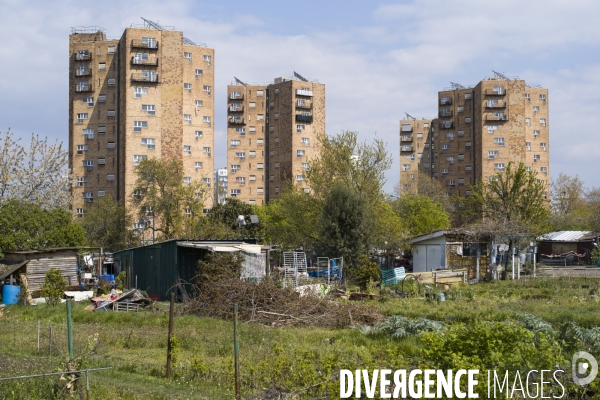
[82,96,94,107]
[494,137,504,146]
[107,141,115,150]
[236,152,246,159]
[458,106,464,113]
[446,132,454,140]
[76,145,88,154]
[534,154,541,161]
[540,118,546,126]
[98,158,106,165]
[440,120,452,129]
[465,166,472,172]
[195,131,203,140]
[133,155,147,166]
[442,168,450,174]
[270,150,275,157]
[249,102,256,109]
[257,163,264,170]
[465,141,472,147]
[107,110,115,118]
[458,130,464,137]
[533,106,540,112]
[107,78,115,86]
[257,114,264,121]
[249,175,256,182]
[296,175,305,182]
[249,126,256,133]
[107,46,115,54]
[134,87,148,98]
[301,162,310,170]
[442,144,450,151]
[203,86,211,95]
[142,138,155,149]
[235,128,245,136]
[98,94,106,103]
[203,116,211,126]
[195,69,203,78]
[487,125,498,134]
[540,94,546,101]
[249,150,256,158]
[540,142,547,150]
[301,137,310,146]
[194,161,203,170]
[274,162,279,169]
[296,150,305,157]
[526,166,532,172]
[83,160,94,167]
[257,90,264,97]
[195,100,203,108]
[141,37,157,48]
[440,96,451,105]
[230,189,241,196]
[82,192,93,200]
[97,190,106,198]
[203,147,211,155]
[534,130,540,137]
[257,138,264,146]
[541,166,548,173]
[184,114,192,124]
[465,117,472,123]
[494,163,505,171]
[184,83,192,92]
[488,150,499,159]
[297,124,305,133]
[525,118,531,126]
[230,164,241,172]
[142,104,155,115]
[183,145,192,154]
[82,128,94,139]
[76,176,88,186]
[458,154,464,161]
[402,164,411,171]
[183,52,192,60]
[465,93,472,100]
[440,108,451,117]
[447,180,456,187]
[424,143,430,149]
[77,113,88,123]
[526,142,531,150]
[203,54,211,63]
[134,121,147,132]
[98,62,106,71]
[96,126,105,135]
[230,140,241,148]
[446,156,455,164]
[424,163,430,169]
[492,86,505,94]
[458,178,465,185]
[183,177,191,185]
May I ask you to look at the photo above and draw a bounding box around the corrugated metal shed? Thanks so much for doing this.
[539,231,591,242]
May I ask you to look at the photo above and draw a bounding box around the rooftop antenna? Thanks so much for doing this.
[234,77,248,86]
[450,82,466,90]
[405,113,416,120]
[141,17,166,30]
[293,71,308,82]
[492,70,510,80]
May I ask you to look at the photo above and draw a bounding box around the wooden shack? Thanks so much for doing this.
[1,247,94,292]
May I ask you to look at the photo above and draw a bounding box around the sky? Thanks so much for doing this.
[1,0,600,194]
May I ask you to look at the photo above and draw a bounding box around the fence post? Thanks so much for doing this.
[66,300,74,359]
[234,303,241,400]
[37,319,40,353]
[49,324,53,354]
[166,292,174,378]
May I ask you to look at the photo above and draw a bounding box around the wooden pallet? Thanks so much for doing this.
[112,302,141,312]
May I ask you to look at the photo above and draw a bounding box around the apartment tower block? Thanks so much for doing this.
[226,74,325,204]
[399,72,549,200]
[69,18,214,216]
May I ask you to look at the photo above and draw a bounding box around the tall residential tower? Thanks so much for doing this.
[69,18,214,216]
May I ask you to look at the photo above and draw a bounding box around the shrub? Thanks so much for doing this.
[39,268,67,307]
[348,254,380,291]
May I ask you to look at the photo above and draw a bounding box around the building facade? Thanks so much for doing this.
[399,73,550,201]
[226,75,325,204]
[69,19,214,216]
[214,167,228,205]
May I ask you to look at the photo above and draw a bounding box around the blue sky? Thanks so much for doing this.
[1,0,600,194]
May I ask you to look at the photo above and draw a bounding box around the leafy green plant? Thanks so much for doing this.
[115,271,126,290]
[39,268,67,307]
[348,255,380,291]
[359,315,444,338]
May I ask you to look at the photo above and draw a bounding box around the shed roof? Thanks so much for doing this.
[0,261,28,280]
[411,230,447,244]
[177,241,265,254]
[539,231,591,242]
[4,247,98,255]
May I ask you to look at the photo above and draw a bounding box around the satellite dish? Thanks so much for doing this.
[250,215,259,224]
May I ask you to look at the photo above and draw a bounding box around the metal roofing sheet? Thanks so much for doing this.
[539,231,590,242]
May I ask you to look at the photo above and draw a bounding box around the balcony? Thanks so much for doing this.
[296,114,313,123]
[131,56,158,66]
[296,89,313,97]
[74,53,91,61]
[485,100,506,109]
[131,39,159,49]
[75,84,93,92]
[228,117,246,125]
[401,136,413,142]
[229,105,244,112]
[295,101,312,110]
[400,127,413,133]
[230,92,243,100]
[75,68,91,77]
[440,97,452,105]
[131,73,159,83]
[485,114,508,122]
[485,88,506,96]
[401,146,413,152]
[439,110,453,118]
[439,122,454,129]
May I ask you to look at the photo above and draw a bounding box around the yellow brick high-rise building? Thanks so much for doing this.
[399,72,549,202]
[226,73,325,204]
[69,18,214,217]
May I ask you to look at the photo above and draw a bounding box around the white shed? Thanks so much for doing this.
[411,231,447,273]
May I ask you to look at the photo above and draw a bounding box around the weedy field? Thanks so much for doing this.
[1,277,600,399]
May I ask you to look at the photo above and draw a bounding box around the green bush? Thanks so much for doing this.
[39,268,67,307]
[348,254,380,291]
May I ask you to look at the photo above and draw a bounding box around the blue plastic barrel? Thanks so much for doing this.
[2,284,20,305]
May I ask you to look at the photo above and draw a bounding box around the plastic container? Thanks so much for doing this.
[99,274,115,283]
[2,284,21,305]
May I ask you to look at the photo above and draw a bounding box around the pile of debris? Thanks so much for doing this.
[184,276,384,328]
[88,289,152,311]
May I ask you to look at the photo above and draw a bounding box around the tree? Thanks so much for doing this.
[206,198,263,239]
[392,194,450,237]
[318,183,372,270]
[0,199,86,257]
[394,175,451,209]
[132,158,209,240]
[79,195,136,252]
[458,162,549,277]
[588,187,600,231]
[40,268,67,307]
[549,173,590,230]
[0,129,72,209]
